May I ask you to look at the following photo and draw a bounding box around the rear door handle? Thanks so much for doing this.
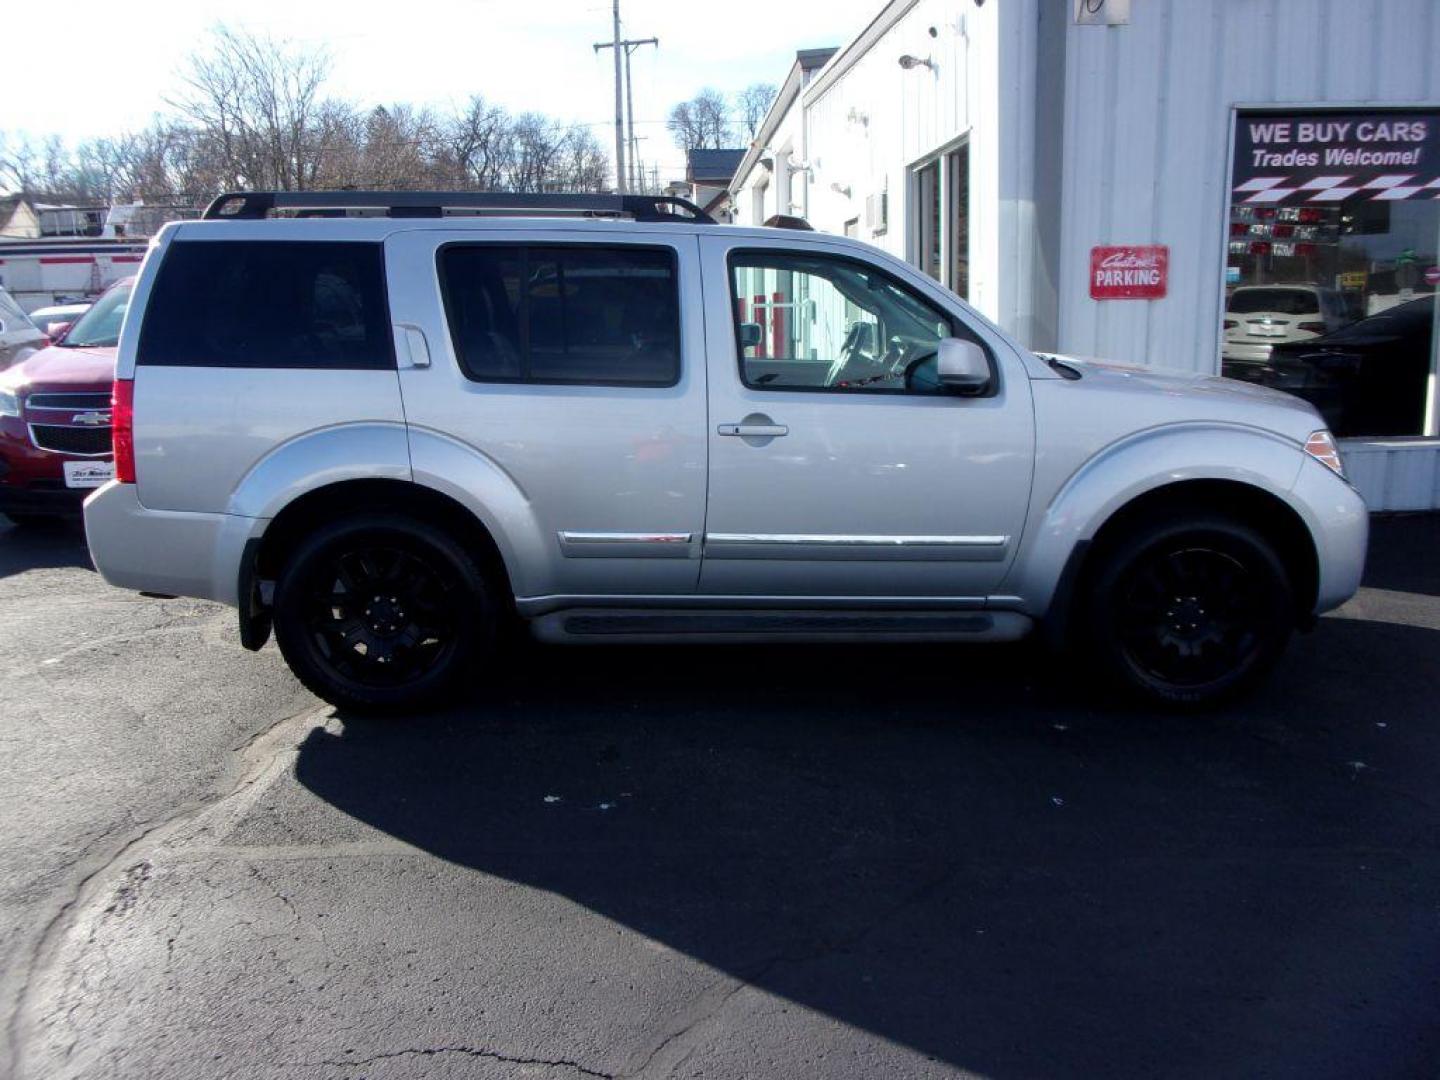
[394,323,431,369]
[718,422,788,437]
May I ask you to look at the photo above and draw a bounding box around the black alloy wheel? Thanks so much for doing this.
[1083,515,1294,706]
[273,514,493,713]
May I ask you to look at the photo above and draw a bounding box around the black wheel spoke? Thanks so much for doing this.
[300,539,464,691]
[1116,542,1266,690]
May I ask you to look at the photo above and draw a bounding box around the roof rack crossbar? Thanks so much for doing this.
[202,190,716,225]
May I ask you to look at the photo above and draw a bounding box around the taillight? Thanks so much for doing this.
[1297,321,1326,335]
[112,378,135,483]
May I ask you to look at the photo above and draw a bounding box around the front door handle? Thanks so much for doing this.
[718,422,788,437]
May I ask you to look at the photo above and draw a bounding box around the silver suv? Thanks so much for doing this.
[84,191,1368,712]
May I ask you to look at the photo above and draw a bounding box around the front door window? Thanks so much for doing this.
[729,251,962,394]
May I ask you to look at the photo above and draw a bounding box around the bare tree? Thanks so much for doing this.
[667,88,733,151]
[439,95,512,190]
[2,23,613,208]
[735,83,778,142]
[169,25,340,191]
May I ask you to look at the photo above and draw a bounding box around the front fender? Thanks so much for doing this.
[226,422,412,520]
[1006,422,1307,614]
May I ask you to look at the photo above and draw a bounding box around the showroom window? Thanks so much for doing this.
[911,142,969,300]
[1224,108,1440,437]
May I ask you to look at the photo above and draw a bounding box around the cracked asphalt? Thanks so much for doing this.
[2,513,1439,1079]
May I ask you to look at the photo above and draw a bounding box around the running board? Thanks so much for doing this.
[527,609,1034,645]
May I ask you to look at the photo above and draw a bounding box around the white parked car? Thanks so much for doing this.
[1221,285,1350,380]
[84,191,1368,713]
[0,286,47,369]
[27,301,92,341]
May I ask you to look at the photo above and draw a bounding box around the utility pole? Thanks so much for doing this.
[623,37,658,192]
[594,5,657,196]
[593,2,627,193]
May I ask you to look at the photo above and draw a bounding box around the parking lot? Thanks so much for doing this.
[1,513,1437,1079]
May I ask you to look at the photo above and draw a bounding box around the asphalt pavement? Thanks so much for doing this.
[1,514,1438,1079]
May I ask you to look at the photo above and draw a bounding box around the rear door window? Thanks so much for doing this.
[438,244,680,386]
[138,240,393,369]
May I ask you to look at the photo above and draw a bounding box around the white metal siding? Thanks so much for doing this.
[803,0,1010,319]
[1058,0,1440,374]
[1341,439,1440,512]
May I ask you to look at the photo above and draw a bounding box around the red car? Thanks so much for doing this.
[0,279,130,525]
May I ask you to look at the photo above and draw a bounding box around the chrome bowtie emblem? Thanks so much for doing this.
[71,411,111,426]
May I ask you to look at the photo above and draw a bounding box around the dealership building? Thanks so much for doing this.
[727,0,1440,510]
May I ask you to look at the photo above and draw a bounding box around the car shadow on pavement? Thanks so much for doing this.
[0,516,93,579]
[295,603,1440,1076]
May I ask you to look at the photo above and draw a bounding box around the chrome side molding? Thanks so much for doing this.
[557,531,696,559]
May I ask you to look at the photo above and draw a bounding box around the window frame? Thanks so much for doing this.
[907,136,970,298]
[136,239,397,370]
[435,240,683,389]
[725,246,998,398]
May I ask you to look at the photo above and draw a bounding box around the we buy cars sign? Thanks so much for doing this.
[1233,108,1440,203]
[1090,245,1168,300]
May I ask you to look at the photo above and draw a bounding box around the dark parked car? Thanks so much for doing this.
[1227,295,1435,437]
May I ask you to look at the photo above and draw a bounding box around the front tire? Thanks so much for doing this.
[272,514,494,714]
[1080,514,1294,706]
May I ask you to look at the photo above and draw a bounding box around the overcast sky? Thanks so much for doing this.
[3,0,881,182]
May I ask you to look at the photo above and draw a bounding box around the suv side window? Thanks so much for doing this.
[438,244,680,387]
[138,241,393,369]
[729,250,962,394]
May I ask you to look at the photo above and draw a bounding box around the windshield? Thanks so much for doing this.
[60,283,131,348]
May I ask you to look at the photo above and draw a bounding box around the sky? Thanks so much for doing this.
[1,0,882,183]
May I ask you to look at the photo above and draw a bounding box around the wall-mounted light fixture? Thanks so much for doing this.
[898,54,936,71]
[830,182,852,199]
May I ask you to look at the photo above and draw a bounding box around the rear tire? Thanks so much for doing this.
[272,513,495,714]
[1079,514,1294,707]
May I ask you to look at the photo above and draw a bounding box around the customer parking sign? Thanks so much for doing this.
[1090,245,1168,300]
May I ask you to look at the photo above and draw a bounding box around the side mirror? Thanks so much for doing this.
[737,322,763,349]
[936,337,991,394]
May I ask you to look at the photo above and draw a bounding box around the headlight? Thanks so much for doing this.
[1304,429,1345,479]
[0,388,19,418]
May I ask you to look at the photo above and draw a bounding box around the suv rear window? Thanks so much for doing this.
[138,241,393,369]
[1227,288,1321,315]
[438,244,680,386]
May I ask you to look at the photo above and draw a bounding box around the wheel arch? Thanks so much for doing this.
[239,478,515,651]
[1041,478,1320,649]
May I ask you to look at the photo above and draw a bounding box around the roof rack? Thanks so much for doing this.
[202,190,716,225]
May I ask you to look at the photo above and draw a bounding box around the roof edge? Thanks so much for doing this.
[727,46,838,199]
[803,0,922,108]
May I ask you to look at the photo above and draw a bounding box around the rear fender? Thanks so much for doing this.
[406,426,548,599]
[226,422,411,520]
